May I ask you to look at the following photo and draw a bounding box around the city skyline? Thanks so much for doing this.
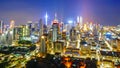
[0,0,120,26]
[0,0,120,67]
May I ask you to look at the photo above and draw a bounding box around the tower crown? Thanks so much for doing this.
[52,13,59,24]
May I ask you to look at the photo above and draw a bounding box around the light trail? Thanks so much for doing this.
[104,39,113,50]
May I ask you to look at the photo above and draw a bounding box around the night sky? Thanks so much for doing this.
[0,0,120,26]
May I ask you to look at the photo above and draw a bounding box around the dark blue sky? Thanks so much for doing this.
[0,0,120,25]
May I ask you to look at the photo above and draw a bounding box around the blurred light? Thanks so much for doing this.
[83,24,87,31]
[63,29,66,32]
[84,44,87,46]
[10,30,13,34]
[68,20,73,24]
[2,33,4,36]
[27,21,32,23]
[65,62,72,68]
[31,35,38,39]
[10,20,15,28]
[106,32,111,35]
[41,36,45,39]
[64,57,70,61]
[11,20,15,23]
[22,37,31,41]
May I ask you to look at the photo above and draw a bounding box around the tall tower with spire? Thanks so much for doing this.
[45,12,48,26]
[52,13,59,42]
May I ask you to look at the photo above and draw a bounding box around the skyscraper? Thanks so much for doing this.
[40,36,47,56]
[39,19,43,37]
[13,26,19,40]
[77,16,83,25]
[0,20,4,34]
[53,41,64,54]
[10,20,15,29]
[70,27,77,41]
[117,39,120,51]
[32,22,39,35]
[9,20,15,41]
[26,21,32,36]
[52,13,59,42]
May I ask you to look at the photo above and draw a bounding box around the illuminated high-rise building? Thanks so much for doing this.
[77,16,83,25]
[33,22,39,32]
[18,25,25,40]
[53,41,64,54]
[48,28,53,41]
[89,22,93,31]
[60,21,64,32]
[0,21,4,34]
[52,24,58,42]
[26,21,32,36]
[43,24,48,34]
[70,27,77,41]
[7,31,12,45]
[18,25,32,41]
[117,39,120,51]
[17,26,24,40]
[13,26,19,40]
[80,16,83,25]
[10,20,15,29]
[52,13,59,42]
[22,25,27,37]
[39,19,43,37]
[80,41,91,55]
[83,24,88,32]
[67,20,73,31]
[62,30,67,40]
[77,16,80,23]
[40,36,47,55]
[31,22,40,36]
[7,20,15,43]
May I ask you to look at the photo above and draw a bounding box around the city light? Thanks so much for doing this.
[83,24,88,31]
[41,36,45,39]
[84,44,87,46]
[0,1,120,68]
[45,12,48,26]
[0,16,119,68]
[68,20,73,24]
[10,20,15,29]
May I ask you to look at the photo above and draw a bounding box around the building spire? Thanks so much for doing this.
[52,12,58,24]
[55,12,57,20]
[45,12,48,26]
